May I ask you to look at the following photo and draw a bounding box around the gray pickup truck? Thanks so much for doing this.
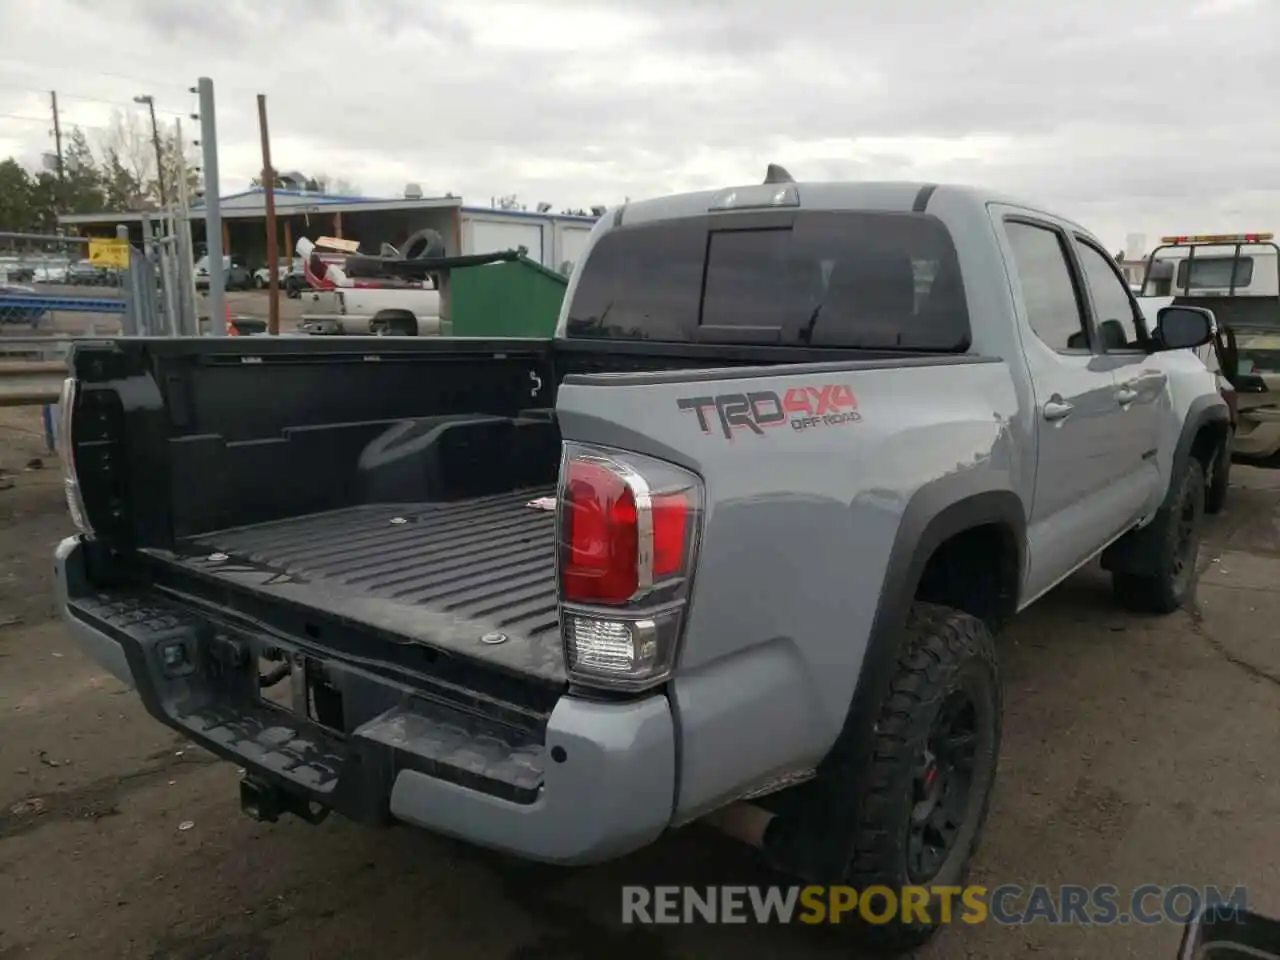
[55,172,1227,952]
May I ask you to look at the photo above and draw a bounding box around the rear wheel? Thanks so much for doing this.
[838,603,1001,954]
[370,312,418,337]
[1113,459,1205,613]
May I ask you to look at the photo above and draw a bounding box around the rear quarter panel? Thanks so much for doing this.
[556,358,1023,818]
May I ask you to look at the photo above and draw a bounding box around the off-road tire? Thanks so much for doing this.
[841,602,1002,956]
[1204,438,1231,515]
[1113,459,1205,614]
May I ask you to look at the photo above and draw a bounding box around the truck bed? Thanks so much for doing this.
[143,487,565,684]
[67,334,921,697]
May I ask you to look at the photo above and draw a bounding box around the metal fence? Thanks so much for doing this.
[0,225,198,336]
[0,233,126,333]
[0,224,202,468]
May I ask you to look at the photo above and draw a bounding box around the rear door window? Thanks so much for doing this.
[1175,256,1253,290]
[1004,221,1090,353]
[565,211,971,351]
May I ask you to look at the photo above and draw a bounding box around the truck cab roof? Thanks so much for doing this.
[613,177,1085,232]
[556,174,1105,351]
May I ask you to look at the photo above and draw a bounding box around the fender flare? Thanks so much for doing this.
[766,475,1026,881]
[1101,395,1229,575]
[1166,395,1231,510]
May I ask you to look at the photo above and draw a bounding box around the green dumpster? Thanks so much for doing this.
[448,256,568,338]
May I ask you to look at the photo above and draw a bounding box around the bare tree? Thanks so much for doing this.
[157,120,202,205]
[98,109,154,210]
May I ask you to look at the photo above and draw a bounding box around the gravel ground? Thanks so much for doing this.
[1,405,1279,960]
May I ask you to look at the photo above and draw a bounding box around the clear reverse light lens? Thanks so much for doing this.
[564,612,685,691]
[566,616,656,675]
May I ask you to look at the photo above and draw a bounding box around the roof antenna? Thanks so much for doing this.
[764,163,795,184]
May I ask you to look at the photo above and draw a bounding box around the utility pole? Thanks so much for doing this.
[134,95,168,209]
[195,77,225,335]
[257,94,280,335]
[50,91,64,213]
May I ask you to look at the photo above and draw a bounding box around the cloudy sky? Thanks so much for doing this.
[1,0,1277,252]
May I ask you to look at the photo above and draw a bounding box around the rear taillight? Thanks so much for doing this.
[56,377,94,539]
[557,443,703,692]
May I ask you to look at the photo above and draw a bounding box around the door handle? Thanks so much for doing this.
[1116,385,1138,406]
[1043,399,1074,421]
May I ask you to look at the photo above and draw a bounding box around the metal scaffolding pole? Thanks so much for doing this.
[197,77,225,335]
[173,118,199,335]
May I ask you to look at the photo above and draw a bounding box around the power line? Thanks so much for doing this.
[0,111,107,134]
[0,82,185,117]
[0,111,52,124]
[0,56,191,93]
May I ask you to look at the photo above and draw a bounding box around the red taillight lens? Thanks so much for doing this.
[652,492,689,578]
[557,443,703,690]
[561,459,639,604]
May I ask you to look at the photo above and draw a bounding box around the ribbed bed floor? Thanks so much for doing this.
[182,487,561,648]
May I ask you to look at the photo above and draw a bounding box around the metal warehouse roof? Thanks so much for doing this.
[58,189,600,226]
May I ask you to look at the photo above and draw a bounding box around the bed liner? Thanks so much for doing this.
[142,487,566,683]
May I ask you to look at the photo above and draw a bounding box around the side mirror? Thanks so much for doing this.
[1179,905,1280,959]
[1155,305,1215,351]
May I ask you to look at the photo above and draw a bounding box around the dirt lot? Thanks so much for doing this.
[1,405,1279,960]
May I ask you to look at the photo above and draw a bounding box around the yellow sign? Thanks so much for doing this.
[88,238,130,269]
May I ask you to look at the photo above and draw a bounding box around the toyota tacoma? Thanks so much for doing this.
[55,170,1229,953]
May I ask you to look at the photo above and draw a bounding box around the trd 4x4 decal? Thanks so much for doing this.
[677,385,861,440]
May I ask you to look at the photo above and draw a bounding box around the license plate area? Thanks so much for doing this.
[255,646,346,734]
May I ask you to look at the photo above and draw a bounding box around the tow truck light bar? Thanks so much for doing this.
[1159,232,1274,245]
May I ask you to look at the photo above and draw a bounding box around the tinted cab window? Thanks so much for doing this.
[1004,221,1089,352]
[565,211,970,351]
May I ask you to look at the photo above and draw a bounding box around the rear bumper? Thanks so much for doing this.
[55,536,675,865]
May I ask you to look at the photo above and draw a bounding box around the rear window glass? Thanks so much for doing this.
[564,211,970,350]
[1175,256,1254,290]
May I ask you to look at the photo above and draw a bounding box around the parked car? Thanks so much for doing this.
[55,172,1228,955]
[194,255,254,291]
[1,263,35,283]
[253,257,305,290]
[66,259,113,285]
[34,260,68,284]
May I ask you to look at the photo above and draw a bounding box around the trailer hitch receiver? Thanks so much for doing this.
[240,775,330,825]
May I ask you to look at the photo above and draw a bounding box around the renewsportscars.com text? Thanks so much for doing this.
[621,884,1248,927]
